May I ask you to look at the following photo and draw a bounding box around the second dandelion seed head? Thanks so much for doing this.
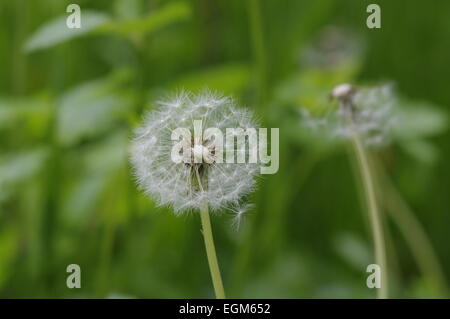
[301,83,397,147]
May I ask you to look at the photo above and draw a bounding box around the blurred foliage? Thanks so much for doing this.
[24,11,111,52]
[0,0,449,298]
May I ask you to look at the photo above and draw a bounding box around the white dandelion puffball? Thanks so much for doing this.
[334,84,397,146]
[130,90,260,214]
[301,84,397,147]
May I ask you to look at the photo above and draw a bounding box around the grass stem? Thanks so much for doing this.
[248,0,267,114]
[373,159,449,297]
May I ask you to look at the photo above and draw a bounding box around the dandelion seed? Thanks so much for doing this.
[229,204,254,230]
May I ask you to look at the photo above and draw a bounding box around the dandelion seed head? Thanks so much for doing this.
[299,84,397,148]
[130,90,260,214]
[349,84,397,147]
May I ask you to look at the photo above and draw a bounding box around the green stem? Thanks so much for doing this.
[373,159,449,297]
[95,214,117,298]
[351,133,388,299]
[194,167,225,299]
[13,0,28,95]
[248,0,267,114]
[200,204,226,299]
[95,172,126,298]
[42,105,60,295]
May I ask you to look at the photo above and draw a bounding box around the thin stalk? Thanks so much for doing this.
[248,0,267,115]
[13,0,28,95]
[42,105,60,294]
[373,159,449,297]
[95,213,117,298]
[95,171,126,298]
[195,168,225,299]
[351,132,388,299]
[200,204,226,299]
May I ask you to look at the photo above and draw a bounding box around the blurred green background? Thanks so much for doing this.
[1,0,449,298]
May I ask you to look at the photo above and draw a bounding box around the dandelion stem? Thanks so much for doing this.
[194,167,225,299]
[200,204,226,299]
[351,132,388,299]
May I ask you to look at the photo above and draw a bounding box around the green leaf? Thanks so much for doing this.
[113,0,143,20]
[0,148,49,202]
[82,131,129,174]
[400,139,439,164]
[0,97,51,131]
[98,2,190,37]
[57,70,135,145]
[392,99,448,163]
[393,102,448,140]
[333,233,371,271]
[62,132,129,223]
[24,11,110,52]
